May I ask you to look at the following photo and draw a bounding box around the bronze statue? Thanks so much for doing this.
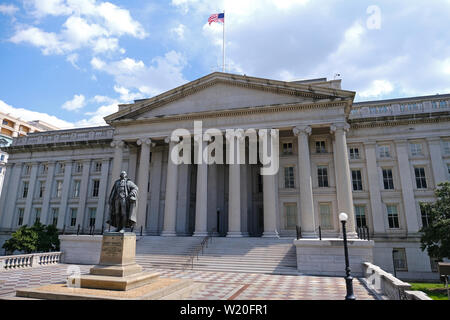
[107,171,138,232]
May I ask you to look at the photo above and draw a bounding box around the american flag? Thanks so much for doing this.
[208,12,224,25]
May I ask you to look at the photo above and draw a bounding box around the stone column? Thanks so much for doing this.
[395,140,420,234]
[95,158,110,230]
[76,159,92,229]
[426,137,447,186]
[363,142,386,233]
[23,163,39,226]
[207,163,218,234]
[111,140,124,181]
[227,131,243,237]
[40,161,56,224]
[193,136,208,236]
[128,147,138,182]
[57,161,73,229]
[136,138,152,230]
[260,129,279,238]
[0,163,14,228]
[330,123,357,237]
[293,125,316,237]
[148,149,163,235]
[161,136,179,236]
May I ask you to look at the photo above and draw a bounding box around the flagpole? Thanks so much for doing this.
[222,10,225,72]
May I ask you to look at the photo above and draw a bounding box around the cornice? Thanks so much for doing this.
[4,139,114,154]
[106,74,355,122]
[349,111,450,129]
[110,100,349,127]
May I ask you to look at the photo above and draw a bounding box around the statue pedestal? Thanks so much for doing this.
[68,232,158,291]
[15,232,203,299]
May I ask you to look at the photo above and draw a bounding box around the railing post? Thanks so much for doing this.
[319,226,322,240]
[140,226,143,237]
[366,226,370,241]
[77,224,80,236]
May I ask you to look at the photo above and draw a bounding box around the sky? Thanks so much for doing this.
[0,0,449,129]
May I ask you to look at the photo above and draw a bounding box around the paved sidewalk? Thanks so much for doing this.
[0,264,376,300]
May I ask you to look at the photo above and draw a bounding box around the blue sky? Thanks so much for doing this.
[0,0,449,128]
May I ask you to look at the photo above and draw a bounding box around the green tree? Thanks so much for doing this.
[2,222,60,255]
[2,225,39,254]
[420,182,450,260]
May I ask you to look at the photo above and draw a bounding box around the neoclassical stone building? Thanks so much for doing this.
[0,73,449,279]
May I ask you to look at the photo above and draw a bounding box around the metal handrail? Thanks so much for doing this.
[184,228,216,269]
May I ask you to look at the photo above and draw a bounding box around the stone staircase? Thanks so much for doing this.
[135,236,204,269]
[135,236,298,275]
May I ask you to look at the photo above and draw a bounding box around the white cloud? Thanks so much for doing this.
[76,100,119,127]
[358,80,394,99]
[0,99,74,129]
[66,53,79,68]
[61,94,86,111]
[12,1,146,58]
[92,51,188,97]
[170,24,186,40]
[0,3,19,15]
[10,27,69,55]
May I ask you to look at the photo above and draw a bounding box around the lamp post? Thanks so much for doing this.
[339,212,356,300]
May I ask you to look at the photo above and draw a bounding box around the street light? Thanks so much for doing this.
[339,212,356,300]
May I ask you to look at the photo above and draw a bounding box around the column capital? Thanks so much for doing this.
[164,135,180,144]
[110,140,124,148]
[330,122,350,133]
[136,138,152,146]
[293,125,312,136]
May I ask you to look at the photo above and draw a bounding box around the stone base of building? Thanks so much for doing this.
[294,238,375,277]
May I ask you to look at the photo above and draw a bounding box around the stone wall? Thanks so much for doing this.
[59,235,102,265]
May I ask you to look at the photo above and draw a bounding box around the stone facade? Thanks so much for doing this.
[0,72,449,280]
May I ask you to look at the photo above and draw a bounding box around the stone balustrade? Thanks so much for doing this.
[11,126,114,147]
[0,252,62,271]
[362,262,432,300]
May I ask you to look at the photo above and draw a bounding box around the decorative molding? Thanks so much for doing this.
[293,125,312,136]
[330,122,350,133]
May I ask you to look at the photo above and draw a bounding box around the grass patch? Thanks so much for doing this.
[409,282,449,300]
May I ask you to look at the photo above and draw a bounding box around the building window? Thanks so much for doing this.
[56,181,63,198]
[393,248,408,271]
[349,147,360,160]
[317,166,329,187]
[94,161,102,172]
[17,208,24,226]
[284,203,297,230]
[378,145,390,158]
[70,208,77,227]
[352,170,363,191]
[354,205,367,228]
[22,181,29,198]
[89,208,97,227]
[75,162,83,173]
[73,180,80,198]
[410,143,423,156]
[315,141,326,153]
[34,208,41,224]
[414,167,427,189]
[443,141,450,154]
[58,162,65,174]
[282,142,293,155]
[382,169,394,190]
[319,203,333,230]
[38,181,45,198]
[0,154,4,161]
[387,205,400,229]
[284,167,295,189]
[92,180,100,197]
[420,204,431,228]
[51,208,59,226]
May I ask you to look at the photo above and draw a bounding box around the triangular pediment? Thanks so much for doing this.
[105,72,355,122]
